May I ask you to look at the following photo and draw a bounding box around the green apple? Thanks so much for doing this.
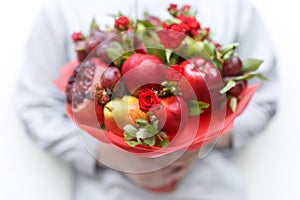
[104,96,149,136]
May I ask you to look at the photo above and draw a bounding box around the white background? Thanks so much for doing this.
[0,0,299,199]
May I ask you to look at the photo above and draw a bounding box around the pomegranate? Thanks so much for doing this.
[66,58,107,125]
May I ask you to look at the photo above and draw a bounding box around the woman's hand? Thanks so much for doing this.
[123,150,199,188]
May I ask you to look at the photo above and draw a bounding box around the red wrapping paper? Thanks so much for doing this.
[54,60,260,158]
[53,60,259,192]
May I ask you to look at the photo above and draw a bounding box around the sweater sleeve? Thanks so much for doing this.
[231,0,279,149]
[14,1,100,176]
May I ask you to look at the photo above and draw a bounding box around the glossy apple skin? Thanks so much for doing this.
[178,58,223,103]
[154,96,188,135]
[121,53,166,96]
[103,96,149,136]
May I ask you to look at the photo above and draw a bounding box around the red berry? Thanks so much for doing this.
[223,56,242,76]
[71,32,85,42]
[228,80,247,97]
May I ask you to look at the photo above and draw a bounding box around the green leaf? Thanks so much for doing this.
[223,50,234,62]
[99,123,106,130]
[229,97,238,112]
[203,40,216,57]
[143,137,156,146]
[123,124,138,137]
[124,132,136,140]
[188,100,210,116]
[125,140,139,147]
[175,39,210,61]
[106,48,123,61]
[213,57,223,71]
[158,138,169,148]
[136,129,149,140]
[242,59,264,73]
[143,10,150,17]
[219,43,239,55]
[153,120,159,129]
[220,80,236,94]
[166,49,172,64]
[137,20,155,28]
[89,18,99,35]
[145,125,159,135]
[164,18,181,25]
[233,73,268,81]
[136,119,149,127]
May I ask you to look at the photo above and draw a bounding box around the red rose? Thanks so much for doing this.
[166,64,184,81]
[180,5,191,13]
[115,16,130,31]
[157,23,186,49]
[71,32,85,42]
[168,4,178,15]
[177,16,201,37]
[139,89,161,113]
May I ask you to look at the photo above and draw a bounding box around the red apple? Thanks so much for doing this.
[153,96,188,135]
[121,53,166,95]
[178,58,223,103]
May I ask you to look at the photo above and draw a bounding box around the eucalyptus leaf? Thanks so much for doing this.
[143,137,156,146]
[220,80,236,94]
[125,140,139,147]
[145,125,159,135]
[123,124,138,137]
[153,120,159,129]
[136,128,156,140]
[124,132,136,140]
[158,138,170,148]
[242,59,264,73]
[136,119,149,127]
[230,97,238,112]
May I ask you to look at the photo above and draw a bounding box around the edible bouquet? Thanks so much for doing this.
[54,4,266,158]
